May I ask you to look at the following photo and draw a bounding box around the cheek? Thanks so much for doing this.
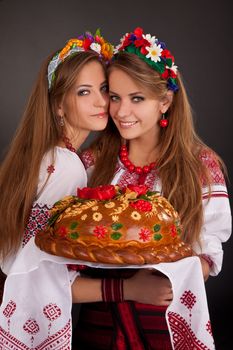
[109,102,118,117]
[104,94,110,105]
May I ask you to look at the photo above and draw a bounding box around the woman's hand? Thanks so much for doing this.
[124,269,173,306]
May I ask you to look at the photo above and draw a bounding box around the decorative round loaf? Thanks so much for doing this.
[35,185,193,265]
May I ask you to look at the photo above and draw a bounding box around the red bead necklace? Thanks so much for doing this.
[62,135,76,153]
[119,145,156,184]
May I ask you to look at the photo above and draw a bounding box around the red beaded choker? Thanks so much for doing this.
[119,145,156,184]
[62,136,76,153]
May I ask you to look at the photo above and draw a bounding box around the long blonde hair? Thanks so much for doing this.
[88,52,226,245]
[0,50,106,261]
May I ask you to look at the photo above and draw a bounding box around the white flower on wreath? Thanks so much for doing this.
[114,33,129,54]
[168,62,178,74]
[143,33,156,46]
[90,42,101,54]
[146,43,163,63]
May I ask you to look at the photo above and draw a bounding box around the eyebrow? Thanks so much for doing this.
[77,80,108,89]
[109,90,143,96]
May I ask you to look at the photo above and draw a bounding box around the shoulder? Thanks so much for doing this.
[80,149,95,170]
[40,147,86,178]
[36,147,87,205]
[199,147,226,186]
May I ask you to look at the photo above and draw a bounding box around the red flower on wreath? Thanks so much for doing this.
[134,27,143,37]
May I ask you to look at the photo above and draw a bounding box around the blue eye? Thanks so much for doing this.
[77,90,89,96]
[101,84,109,93]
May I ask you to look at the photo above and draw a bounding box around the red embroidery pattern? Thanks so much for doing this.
[43,303,62,322]
[200,149,225,186]
[80,150,95,169]
[180,290,196,310]
[23,318,40,335]
[3,300,16,318]
[0,320,71,350]
[22,203,50,247]
[202,190,228,200]
[47,164,55,174]
[2,300,17,333]
[206,320,213,336]
[168,311,211,350]
[180,290,197,325]
[117,168,158,190]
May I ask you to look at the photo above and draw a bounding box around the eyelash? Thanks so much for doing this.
[110,95,145,102]
[77,90,89,96]
[77,85,109,96]
[132,96,144,102]
[110,95,119,102]
[101,84,109,93]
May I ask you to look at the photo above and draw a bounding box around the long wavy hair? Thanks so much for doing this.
[88,52,226,245]
[0,50,106,261]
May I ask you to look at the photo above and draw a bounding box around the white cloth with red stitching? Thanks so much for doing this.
[0,148,231,349]
[0,245,216,350]
[0,147,87,350]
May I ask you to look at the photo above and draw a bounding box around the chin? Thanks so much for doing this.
[94,120,108,130]
[118,130,139,140]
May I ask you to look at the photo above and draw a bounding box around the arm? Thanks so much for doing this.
[193,151,232,277]
[199,255,211,281]
[71,269,173,306]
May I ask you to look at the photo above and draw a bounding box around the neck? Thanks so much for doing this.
[127,139,159,167]
[60,130,90,152]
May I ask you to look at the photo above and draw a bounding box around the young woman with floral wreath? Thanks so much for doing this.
[71,27,231,349]
[0,30,113,349]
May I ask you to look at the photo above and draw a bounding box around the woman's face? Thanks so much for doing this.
[109,68,169,142]
[58,60,109,137]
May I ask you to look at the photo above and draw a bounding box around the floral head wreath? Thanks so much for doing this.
[47,29,113,90]
[114,27,179,92]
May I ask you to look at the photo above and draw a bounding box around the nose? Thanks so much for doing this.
[115,100,130,119]
[94,91,109,108]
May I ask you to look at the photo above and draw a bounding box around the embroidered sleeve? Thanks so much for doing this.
[192,149,232,276]
[22,148,87,247]
[199,148,225,187]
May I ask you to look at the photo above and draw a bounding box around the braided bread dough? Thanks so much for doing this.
[35,187,193,265]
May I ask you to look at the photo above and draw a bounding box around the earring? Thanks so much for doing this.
[159,114,168,128]
[58,116,65,127]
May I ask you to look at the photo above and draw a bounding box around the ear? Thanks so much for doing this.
[56,101,64,118]
[159,90,173,114]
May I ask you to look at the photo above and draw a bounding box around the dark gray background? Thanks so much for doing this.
[0,1,232,349]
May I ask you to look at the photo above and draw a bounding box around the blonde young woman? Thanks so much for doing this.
[0,31,113,349]
[72,28,231,349]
